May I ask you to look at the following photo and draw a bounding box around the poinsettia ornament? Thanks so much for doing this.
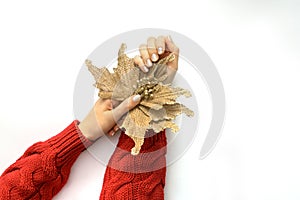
[86,44,193,155]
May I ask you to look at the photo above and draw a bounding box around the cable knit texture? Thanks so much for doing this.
[100,130,167,200]
[0,120,92,200]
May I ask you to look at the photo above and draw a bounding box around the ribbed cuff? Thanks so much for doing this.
[46,120,93,166]
[108,130,167,173]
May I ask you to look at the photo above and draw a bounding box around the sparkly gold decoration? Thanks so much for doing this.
[86,44,194,155]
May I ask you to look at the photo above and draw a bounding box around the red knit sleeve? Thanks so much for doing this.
[100,130,167,200]
[0,120,93,200]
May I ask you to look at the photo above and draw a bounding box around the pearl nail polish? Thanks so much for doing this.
[146,59,152,67]
[143,66,149,72]
[133,95,141,102]
[158,47,163,55]
[151,53,158,61]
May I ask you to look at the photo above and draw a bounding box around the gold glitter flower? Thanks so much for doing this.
[86,44,194,155]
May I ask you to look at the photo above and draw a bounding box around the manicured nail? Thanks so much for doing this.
[146,59,152,67]
[133,95,141,102]
[109,130,115,136]
[151,53,158,61]
[158,47,163,55]
[143,66,149,72]
[114,126,119,132]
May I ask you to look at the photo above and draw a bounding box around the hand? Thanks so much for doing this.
[134,35,179,83]
[79,36,179,141]
[78,95,141,141]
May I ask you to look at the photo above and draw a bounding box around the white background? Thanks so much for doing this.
[1,1,300,199]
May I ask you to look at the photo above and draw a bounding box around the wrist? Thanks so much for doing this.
[78,109,104,141]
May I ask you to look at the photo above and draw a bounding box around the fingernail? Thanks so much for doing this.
[151,53,158,61]
[158,47,163,55]
[114,126,119,132]
[109,130,115,136]
[167,35,173,42]
[133,95,141,102]
[143,66,149,72]
[146,59,152,67]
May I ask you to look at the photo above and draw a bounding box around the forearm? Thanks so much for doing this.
[100,130,167,199]
[0,120,92,200]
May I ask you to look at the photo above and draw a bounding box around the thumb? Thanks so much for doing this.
[165,35,179,54]
[109,94,141,122]
[165,35,179,72]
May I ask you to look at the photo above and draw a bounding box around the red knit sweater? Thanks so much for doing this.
[0,121,167,200]
[0,121,93,199]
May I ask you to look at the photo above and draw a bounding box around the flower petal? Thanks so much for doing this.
[150,119,179,133]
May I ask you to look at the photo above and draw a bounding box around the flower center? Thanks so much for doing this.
[134,83,158,100]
